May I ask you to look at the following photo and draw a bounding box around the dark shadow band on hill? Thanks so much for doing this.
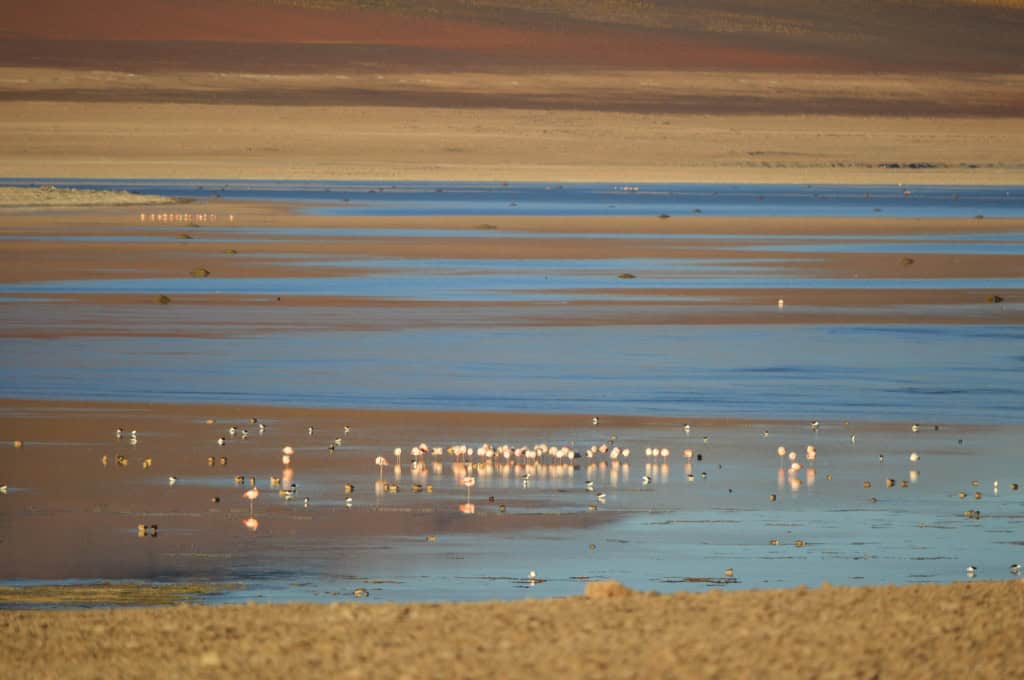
[1,37,1022,75]
[1,85,1021,118]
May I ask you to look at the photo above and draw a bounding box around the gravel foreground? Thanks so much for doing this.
[2,580,1020,679]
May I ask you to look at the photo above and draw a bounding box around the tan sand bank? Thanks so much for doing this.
[1,66,1023,184]
[1,580,1020,678]
[0,186,182,208]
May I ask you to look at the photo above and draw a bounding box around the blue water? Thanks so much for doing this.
[1,180,1023,605]
[4,178,1023,218]
[2,325,1022,424]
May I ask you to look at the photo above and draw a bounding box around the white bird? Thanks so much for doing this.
[966,565,977,576]
[168,476,177,486]
[228,426,237,436]
[911,424,920,433]
[1011,564,1021,575]
[909,452,920,463]
[592,417,599,426]
[642,475,652,485]
[344,425,351,434]
[217,437,225,446]
[683,423,691,435]
[307,426,315,436]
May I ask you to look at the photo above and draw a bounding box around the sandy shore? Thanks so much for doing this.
[2,580,1021,678]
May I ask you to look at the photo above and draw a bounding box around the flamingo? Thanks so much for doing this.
[243,487,259,514]
[375,456,388,480]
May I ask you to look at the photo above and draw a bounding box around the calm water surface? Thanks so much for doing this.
[1,180,1022,605]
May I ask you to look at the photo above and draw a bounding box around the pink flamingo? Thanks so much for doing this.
[375,456,388,480]
[463,476,476,504]
[243,487,259,514]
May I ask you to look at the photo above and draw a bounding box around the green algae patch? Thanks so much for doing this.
[0,582,237,607]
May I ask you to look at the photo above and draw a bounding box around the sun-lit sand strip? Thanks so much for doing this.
[1,580,1021,678]
[3,100,1023,184]
[0,186,182,208]
[0,582,232,606]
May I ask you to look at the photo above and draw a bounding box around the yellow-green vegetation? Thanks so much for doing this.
[0,582,235,606]
[0,186,182,208]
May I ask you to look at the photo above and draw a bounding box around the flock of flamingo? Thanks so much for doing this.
[90,412,1024,585]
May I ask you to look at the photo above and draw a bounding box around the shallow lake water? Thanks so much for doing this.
[1,180,1022,605]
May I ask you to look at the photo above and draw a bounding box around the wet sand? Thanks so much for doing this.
[1,202,1020,326]
[2,580,1022,678]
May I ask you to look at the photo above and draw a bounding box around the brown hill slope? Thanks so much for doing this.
[2,0,1022,72]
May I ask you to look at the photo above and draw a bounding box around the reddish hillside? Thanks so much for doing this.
[2,0,1022,71]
